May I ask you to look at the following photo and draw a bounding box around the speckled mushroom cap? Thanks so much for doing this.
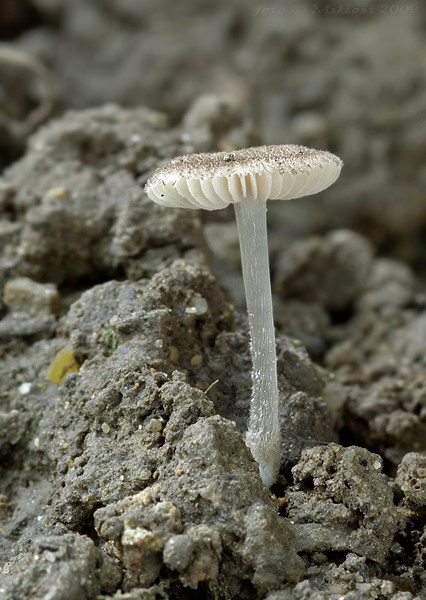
[145,144,342,210]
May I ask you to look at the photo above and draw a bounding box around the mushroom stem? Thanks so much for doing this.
[234,197,281,487]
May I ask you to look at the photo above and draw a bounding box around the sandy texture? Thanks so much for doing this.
[0,102,424,600]
[0,2,425,599]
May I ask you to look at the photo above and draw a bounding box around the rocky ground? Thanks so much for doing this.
[0,1,425,599]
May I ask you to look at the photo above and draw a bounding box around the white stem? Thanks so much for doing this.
[234,198,281,487]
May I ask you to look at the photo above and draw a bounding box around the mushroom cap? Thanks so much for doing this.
[145,144,343,210]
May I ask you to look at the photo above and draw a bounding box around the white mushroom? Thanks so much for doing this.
[145,144,342,486]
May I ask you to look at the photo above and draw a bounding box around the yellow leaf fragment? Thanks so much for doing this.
[46,348,79,384]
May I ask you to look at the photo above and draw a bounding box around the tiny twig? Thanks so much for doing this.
[204,379,219,394]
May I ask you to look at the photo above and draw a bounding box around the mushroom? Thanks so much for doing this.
[145,145,342,486]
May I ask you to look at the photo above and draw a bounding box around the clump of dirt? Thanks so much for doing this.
[0,100,424,600]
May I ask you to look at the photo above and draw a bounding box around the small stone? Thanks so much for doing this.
[18,382,32,395]
[46,187,67,199]
[163,534,194,572]
[185,294,208,316]
[140,469,152,481]
[45,551,56,563]
[190,354,203,366]
[147,418,163,433]
[3,277,60,317]
[169,345,179,363]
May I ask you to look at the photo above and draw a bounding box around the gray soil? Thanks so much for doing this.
[0,1,425,599]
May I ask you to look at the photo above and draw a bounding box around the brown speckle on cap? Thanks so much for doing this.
[145,144,342,210]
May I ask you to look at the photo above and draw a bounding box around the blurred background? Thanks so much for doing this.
[0,0,425,282]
